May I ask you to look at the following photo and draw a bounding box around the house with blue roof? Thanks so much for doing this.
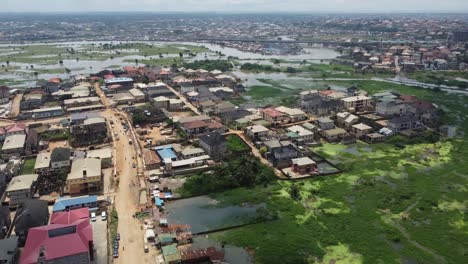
[155,145,177,162]
[53,195,98,212]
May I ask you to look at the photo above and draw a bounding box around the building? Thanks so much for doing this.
[266,140,299,168]
[5,174,39,207]
[376,100,411,117]
[65,158,102,195]
[286,125,314,143]
[321,128,348,142]
[50,148,71,171]
[351,123,373,138]
[113,92,136,105]
[1,134,26,158]
[181,148,205,159]
[0,159,23,189]
[387,115,423,132]
[143,150,161,170]
[53,196,98,213]
[341,96,373,112]
[162,244,182,264]
[0,206,11,239]
[70,112,102,125]
[86,147,113,168]
[34,152,51,174]
[155,145,178,162]
[71,117,108,146]
[245,125,269,140]
[198,132,227,160]
[20,93,43,110]
[50,208,89,225]
[104,77,134,92]
[4,123,26,137]
[128,88,146,102]
[291,157,317,174]
[14,199,49,245]
[317,117,335,130]
[25,106,64,120]
[21,217,94,264]
[275,106,307,122]
[0,237,18,264]
[261,108,288,125]
[64,97,101,109]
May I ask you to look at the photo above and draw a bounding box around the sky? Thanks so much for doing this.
[1,0,468,13]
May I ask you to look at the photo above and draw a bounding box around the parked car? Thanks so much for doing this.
[91,212,96,222]
[101,211,107,221]
[116,233,120,241]
[144,244,149,253]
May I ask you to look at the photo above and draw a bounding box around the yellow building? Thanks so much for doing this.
[65,158,101,195]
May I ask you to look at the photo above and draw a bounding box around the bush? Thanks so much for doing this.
[181,156,276,196]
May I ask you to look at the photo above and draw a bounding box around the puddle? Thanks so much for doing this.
[165,196,266,234]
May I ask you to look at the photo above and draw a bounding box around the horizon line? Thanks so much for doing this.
[1,11,468,14]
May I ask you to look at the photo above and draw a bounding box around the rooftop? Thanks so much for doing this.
[292,157,316,166]
[6,174,39,192]
[86,147,112,160]
[34,152,51,170]
[67,158,101,180]
[53,196,97,212]
[2,134,26,151]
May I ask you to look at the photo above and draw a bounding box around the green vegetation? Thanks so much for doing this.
[247,85,284,99]
[21,157,36,174]
[408,71,468,89]
[40,130,71,141]
[183,59,233,72]
[208,83,467,264]
[109,208,119,248]
[226,135,249,153]
[180,156,276,197]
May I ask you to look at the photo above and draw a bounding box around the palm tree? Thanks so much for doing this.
[135,59,139,65]
[5,60,9,66]
[33,72,38,79]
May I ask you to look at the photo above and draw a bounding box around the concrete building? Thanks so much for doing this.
[291,157,317,174]
[34,152,51,174]
[197,132,227,161]
[64,97,101,109]
[65,158,102,195]
[25,106,64,120]
[5,174,39,207]
[50,148,71,171]
[341,96,373,112]
[1,134,26,158]
[245,125,270,140]
[86,147,113,168]
[286,125,314,143]
[0,237,18,264]
[128,88,146,102]
[351,123,373,138]
[71,117,108,146]
[275,106,307,122]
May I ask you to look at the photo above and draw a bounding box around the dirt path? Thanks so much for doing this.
[95,83,155,263]
[10,93,22,118]
[383,199,447,264]
[165,84,200,115]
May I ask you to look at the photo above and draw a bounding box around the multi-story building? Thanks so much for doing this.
[65,158,102,195]
[71,117,108,146]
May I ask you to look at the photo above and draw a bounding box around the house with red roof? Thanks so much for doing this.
[50,208,89,225]
[5,123,26,137]
[20,218,94,264]
[261,108,288,125]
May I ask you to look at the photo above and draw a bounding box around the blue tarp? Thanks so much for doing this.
[155,197,164,207]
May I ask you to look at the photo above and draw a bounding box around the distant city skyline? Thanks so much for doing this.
[2,0,468,13]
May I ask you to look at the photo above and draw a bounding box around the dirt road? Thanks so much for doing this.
[95,84,155,263]
[10,93,22,118]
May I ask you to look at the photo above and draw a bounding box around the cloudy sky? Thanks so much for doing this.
[2,0,468,13]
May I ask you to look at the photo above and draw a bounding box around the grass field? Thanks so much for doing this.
[207,82,468,264]
[21,157,36,174]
